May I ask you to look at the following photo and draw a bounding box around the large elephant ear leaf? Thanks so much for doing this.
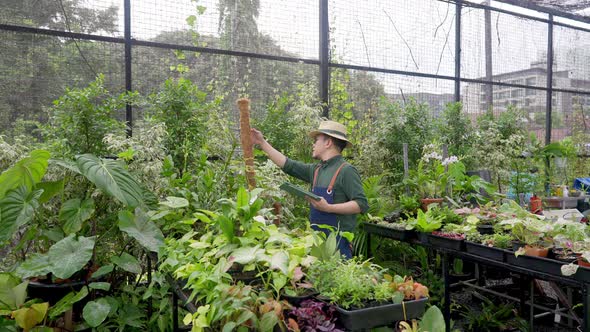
[0,150,50,200]
[0,272,26,310]
[59,198,95,235]
[35,179,65,204]
[48,234,95,279]
[75,154,144,208]
[118,209,164,252]
[0,187,42,244]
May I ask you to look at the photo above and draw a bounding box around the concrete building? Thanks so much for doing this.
[461,57,590,141]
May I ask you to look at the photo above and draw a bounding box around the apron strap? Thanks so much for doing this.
[312,164,321,188]
[327,163,347,194]
[312,162,348,193]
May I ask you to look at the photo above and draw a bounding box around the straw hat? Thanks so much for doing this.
[308,120,352,148]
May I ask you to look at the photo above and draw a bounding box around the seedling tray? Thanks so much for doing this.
[335,297,428,331]
[505,253,566,276]
[428,234,465,251]
[363,223,415,241]
[465,241,508,262]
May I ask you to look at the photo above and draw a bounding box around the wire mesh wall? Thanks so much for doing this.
[1,0,590,142]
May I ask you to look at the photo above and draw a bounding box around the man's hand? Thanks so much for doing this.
[306,196,331,213]
[249,128,287,168]
[250,128,265,146]
[307,198,362,215]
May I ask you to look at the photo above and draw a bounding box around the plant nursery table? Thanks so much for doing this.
[364,223,590,332]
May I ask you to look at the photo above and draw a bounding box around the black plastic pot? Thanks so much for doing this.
[511,240,524,252]
[228,269,262,286]
[476,224,494,235]
[335,297,428,331]
[574,265,590,281]
[465,241,509,262]
[362,223,415,241]
[428,234,465,251]
[416,232,430,244]
[28,279,87,305]
[279,290,319,307]
[505,253,565,275]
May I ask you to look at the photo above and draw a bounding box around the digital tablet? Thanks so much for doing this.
[279,182,321,201]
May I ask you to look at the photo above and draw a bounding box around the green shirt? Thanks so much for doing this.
[282,155,369,232]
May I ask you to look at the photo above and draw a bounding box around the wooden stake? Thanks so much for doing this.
[237,98,256,190]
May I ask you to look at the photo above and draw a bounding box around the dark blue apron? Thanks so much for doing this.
[310,162,352,259]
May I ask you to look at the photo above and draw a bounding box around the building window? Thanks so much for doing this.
[526,77,536,85]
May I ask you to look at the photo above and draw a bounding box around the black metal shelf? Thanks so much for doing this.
[364,224,589,332]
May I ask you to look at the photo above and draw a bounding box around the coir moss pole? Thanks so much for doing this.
[237,98,256,190]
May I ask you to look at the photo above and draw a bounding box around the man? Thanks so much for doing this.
[251,120,368,258]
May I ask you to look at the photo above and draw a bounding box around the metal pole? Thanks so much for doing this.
[545,14,554,193]
[443,253,451,332]
[454,0,462,102]
[530,279,535,330]
[583,284,589,332]
[147,254,152,319]
[319,0,330,118]
[545,14,554,146]
[173,291,178,331]
[484,0,493,113]
[403,143,410,195]
[124,0,133,136]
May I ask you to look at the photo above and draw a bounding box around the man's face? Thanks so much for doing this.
[312,134,327,159]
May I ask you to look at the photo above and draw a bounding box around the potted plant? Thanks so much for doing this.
[0,150,163,329]
[397,305,445,332]
[159,187,321,331]
[307,258,429,331]
[279,267,318,306]
[406,209,444,243]
[465,233,513,262]
[285,299,343,331]
[500,217,553,257]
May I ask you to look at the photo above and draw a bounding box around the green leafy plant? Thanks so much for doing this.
[0,273,50,331]
[1,150,164,329]
[407,209,444,233]
[481,233,513,249]
[147,77,220,176]
[398,305,446,332]
[460,295,526,332]
[42,75,128,158]
[398,194,421,217]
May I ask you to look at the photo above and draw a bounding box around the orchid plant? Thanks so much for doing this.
[404,143,462,199]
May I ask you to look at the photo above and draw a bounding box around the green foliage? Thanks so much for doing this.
[308,257,377,309]
[435,102,475,168]
[75,154,148,209]
[359,174,394,222]
[408,209,444,233]
[367,98,436,187]
[43,75,128,158]
[16,234,95,280]
[148,77,219,175]
[254,82,322,164]
[117,208,164,253]
[473,106,531,192]
[0,150,49,200]
[460,295,525,332]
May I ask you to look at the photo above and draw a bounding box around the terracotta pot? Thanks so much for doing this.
[524,245,549,257]
[420,198,444,211]
[575,253,590,267]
